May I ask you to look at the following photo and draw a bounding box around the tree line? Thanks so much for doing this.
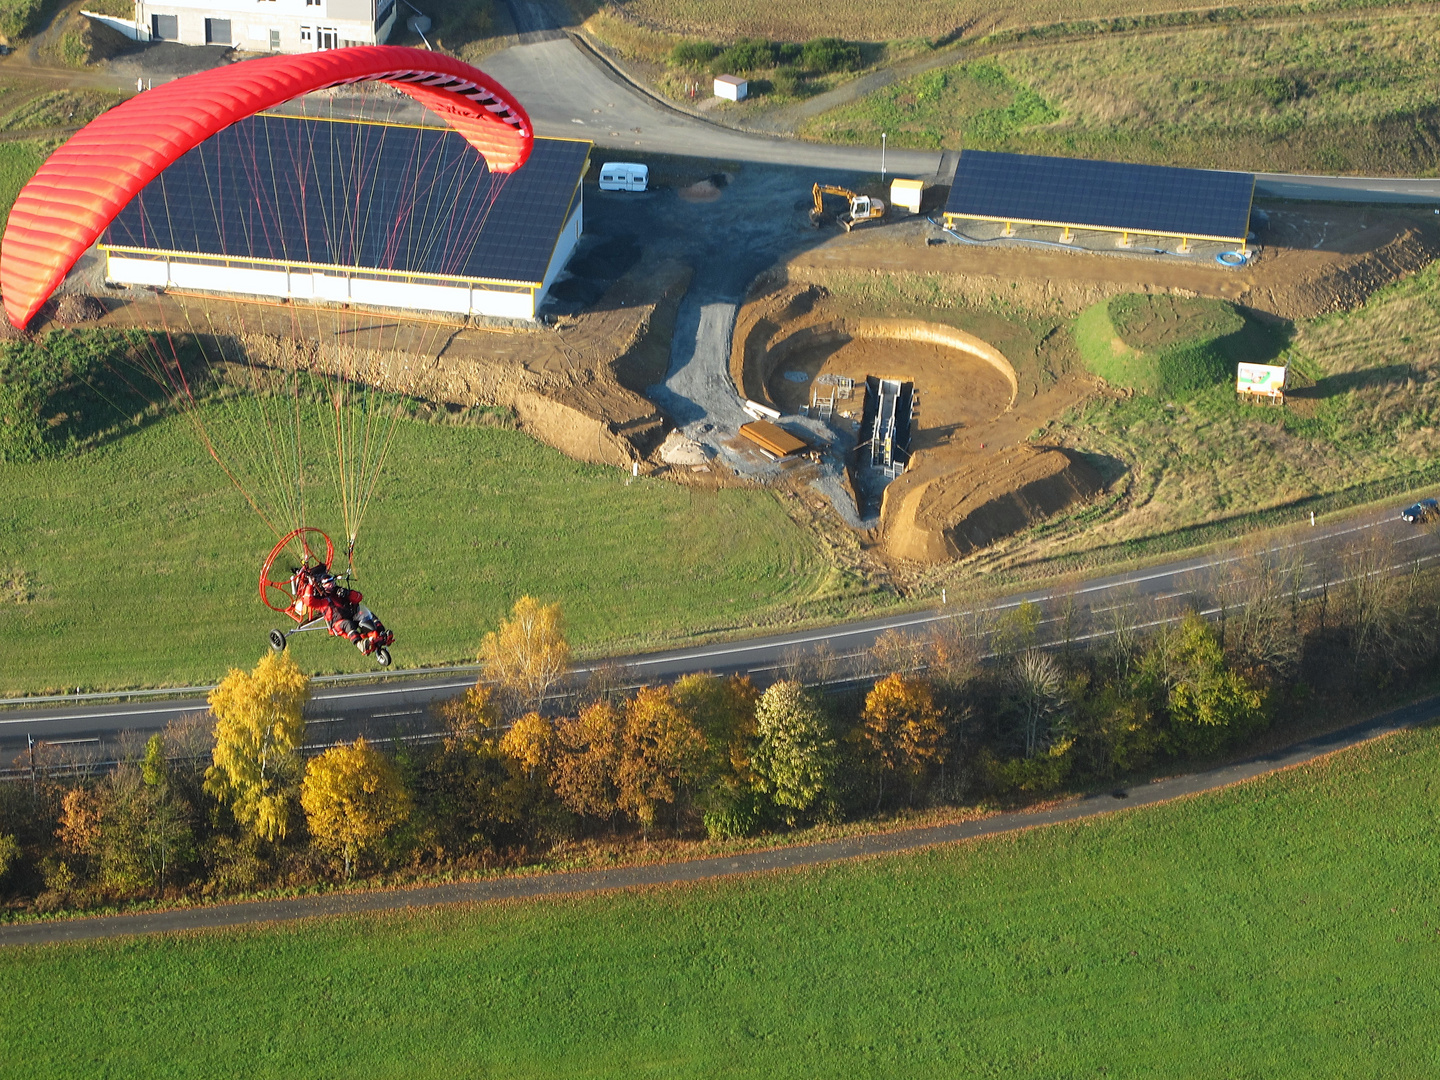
[2,533,1437,915]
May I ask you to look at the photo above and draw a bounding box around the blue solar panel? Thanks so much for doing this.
[103,115,591,285]
[944,150,1253,241]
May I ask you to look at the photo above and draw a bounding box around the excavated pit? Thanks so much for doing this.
[734,283,1102,563]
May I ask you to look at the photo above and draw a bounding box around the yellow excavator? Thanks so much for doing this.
[810,183,885,231]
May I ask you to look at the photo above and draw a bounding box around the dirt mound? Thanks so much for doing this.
[659,431,709,465]
[52,294,106,324]
[884,445,1104,563]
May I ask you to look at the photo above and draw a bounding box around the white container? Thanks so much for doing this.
[598,162,649,191]
[713,74,748,101]
[890,178,924,215]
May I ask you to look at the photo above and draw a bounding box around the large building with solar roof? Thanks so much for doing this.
[943,150,1255,252]
[100,114,591,321]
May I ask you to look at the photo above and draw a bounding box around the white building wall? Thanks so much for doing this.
[136,0,394,51]
[106,252,540,320]
[537,201,583,308]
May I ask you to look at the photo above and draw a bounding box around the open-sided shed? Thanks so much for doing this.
[943,150,1254,251]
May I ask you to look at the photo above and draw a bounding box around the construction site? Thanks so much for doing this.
[44,137,1440,579]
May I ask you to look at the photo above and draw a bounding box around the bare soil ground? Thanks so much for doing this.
[60,256,693,470]
[790,204,1440,321]
[730,200,1440,568]
[733,279,1101,562]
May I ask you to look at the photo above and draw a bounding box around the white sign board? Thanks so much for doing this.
[1237,363,1286,396]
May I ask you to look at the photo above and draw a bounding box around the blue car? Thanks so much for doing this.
[1401,498,1439,523]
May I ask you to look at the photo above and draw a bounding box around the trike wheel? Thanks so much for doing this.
[269,628,288,651]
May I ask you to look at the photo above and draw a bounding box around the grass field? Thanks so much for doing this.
[0,139,52,222]
[4,720,1437,1076]
[802,8,1440,174]
[0,403,836,693]
[1044,267,1440,547]
[1072,294,1285,397]
[589,0,1349,44]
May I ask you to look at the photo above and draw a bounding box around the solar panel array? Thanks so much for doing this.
[944,150,1254,241]
[104,115,591,284]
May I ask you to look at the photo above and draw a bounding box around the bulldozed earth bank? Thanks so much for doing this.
[67,258,693,472]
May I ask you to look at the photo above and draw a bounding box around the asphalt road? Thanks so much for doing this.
[2,690,1429,946]
[5,500,1436,756]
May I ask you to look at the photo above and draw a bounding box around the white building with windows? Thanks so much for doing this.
[132,0,396,51]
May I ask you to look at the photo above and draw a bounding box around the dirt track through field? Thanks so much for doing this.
[3,696,1432,947]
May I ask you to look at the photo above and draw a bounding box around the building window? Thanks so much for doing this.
[318,26,337,48]
[300,25,312,44]
[205,17,231,44]
[150,13,177,39]
[269,28,280,49]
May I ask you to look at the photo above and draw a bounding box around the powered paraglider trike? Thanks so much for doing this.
[261,527,394,666]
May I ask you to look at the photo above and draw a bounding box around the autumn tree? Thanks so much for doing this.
[436,682,503,743]
[0,833,17,883]
[552,701,624,823]
[136,734,193,890]
[617,686,706,837]
[859,673,948,807]
[499,712,556,784]
[1215,547,1304,683]
[671,672,759,786]
[419,688,529,855]
[1165,613,1266,755]
[204,651,310,842]
[301,737,412,877]
[481,596,571,712]
[750,680,835,823]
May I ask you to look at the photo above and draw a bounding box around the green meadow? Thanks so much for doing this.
[0,403,832,692]
[3,722,1437,1077]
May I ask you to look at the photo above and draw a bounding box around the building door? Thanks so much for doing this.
[318,26,337,48]
[150,13,177,39]
[204,18,231,44]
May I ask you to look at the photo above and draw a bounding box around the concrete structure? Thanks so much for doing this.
[133,0,396,52]
[713,74,747,101]
[101,118,592,321]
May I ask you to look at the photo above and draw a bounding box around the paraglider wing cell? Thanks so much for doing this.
[0,45,533,329]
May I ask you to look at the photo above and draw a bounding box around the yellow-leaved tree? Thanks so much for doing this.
[499,712,555,782]
[480,596,571,712]
[204,651,310,842]
[300,736,412,878]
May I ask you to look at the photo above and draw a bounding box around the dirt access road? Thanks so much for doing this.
[2,692,1430,946]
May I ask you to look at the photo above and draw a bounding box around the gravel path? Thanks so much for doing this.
[3,696,1431,948]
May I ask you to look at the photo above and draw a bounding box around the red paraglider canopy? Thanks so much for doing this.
[0,45,533,329]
